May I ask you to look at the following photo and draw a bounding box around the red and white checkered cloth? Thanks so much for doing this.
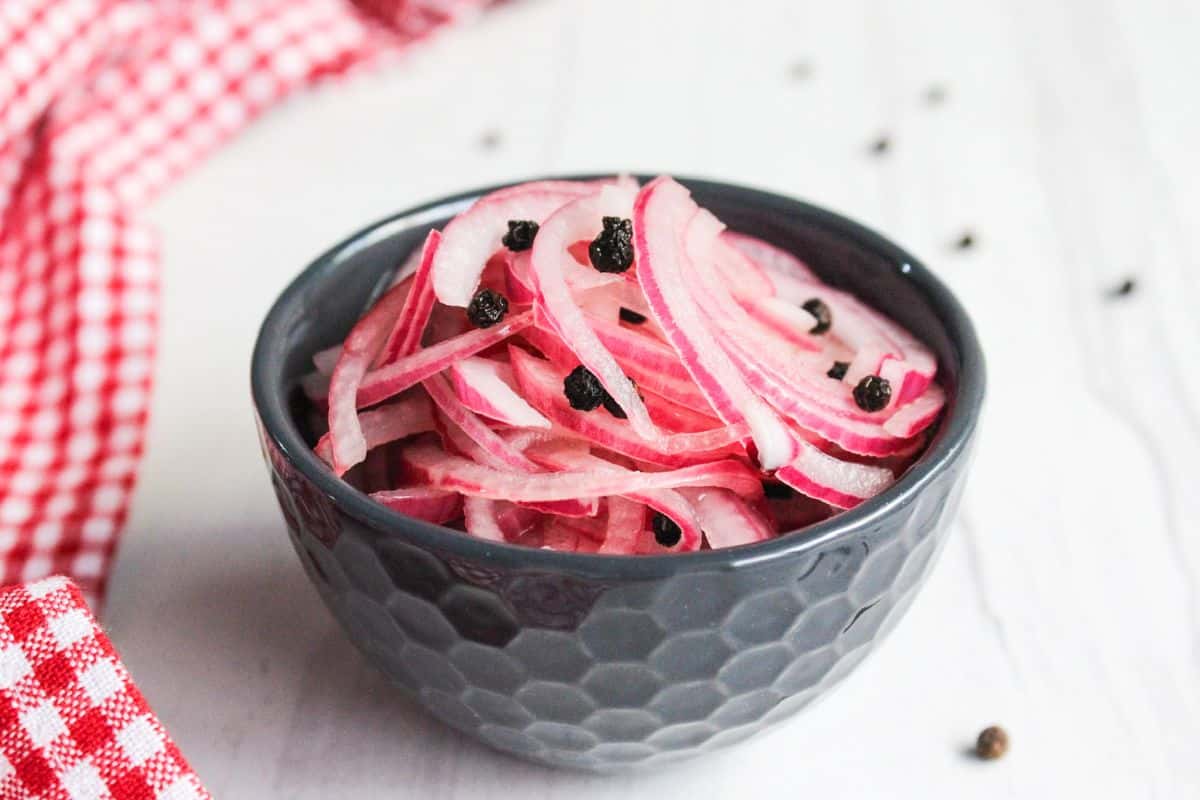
[0,576,208,799]
[0,0,489,606]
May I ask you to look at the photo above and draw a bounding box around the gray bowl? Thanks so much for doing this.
[251,175,985,771]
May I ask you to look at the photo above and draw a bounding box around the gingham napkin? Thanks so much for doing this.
[0,576,208,799]
[0,0,488,605]
[2,2,489,795]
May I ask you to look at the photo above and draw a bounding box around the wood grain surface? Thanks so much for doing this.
[105,0,1199,796]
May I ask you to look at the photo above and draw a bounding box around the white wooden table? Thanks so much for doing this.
[104,0,1200,796]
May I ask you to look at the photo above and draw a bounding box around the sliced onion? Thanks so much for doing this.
[316,392,434,469]
[326,281,413,473]
[504,252,537,305]
[526,446,702,552]
[314,175,943,553]
[432,180,603,307]
[425,374,540,472]
[634,178,796,469]
[883,382,946,438]
[371,487,463,524]
[429,378,597,517]
[722,230,817,283]
[776,438,895,509]
[356,311,533,408]
[741,296,833,352]
[678,487,775,548]
[509,346,747,467]
[530,184,659,439]
[400,440,763,501]
[449,356,550,429]
[376,230,441,366]
[463,496,509,541]
[587,314,715,412]
[601,497,645,554]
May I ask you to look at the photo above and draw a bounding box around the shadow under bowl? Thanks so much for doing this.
[250,175,985,771]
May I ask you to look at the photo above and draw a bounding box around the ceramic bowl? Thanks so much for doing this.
[250,175,985,770]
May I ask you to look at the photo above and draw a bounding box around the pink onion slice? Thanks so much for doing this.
[424,374,540,472]
[883,382,946,438]
[721,354,918,456]
[776,438,895,509]
[504,252,537,305]
[530,183,659,439]
[449,356,550,429]
[741,296,835,352]
[527,446,703,552]
[640,389,727,434]
[509,347,747,467]
[566,513,609,542]
[543,518,602,553]
[524,318,712,413]
[601,497,645,554]
[707,234,777,300]
[677,487,775,548]
[564,258,624,293]
[400,440,763,501]
[376,229,441,366]
[634,177,796,470]
[684,210,822,361]
[429,377,597,517]
[432,181,602,307]
[683,212,899,432]
[316,392,434,469]
[587,315,713,410]
[463,496,509,541]
[326,281,413,473]
[315,174,944,552]
[722,230,817,282]
[768,277,936,409]
[356,311,532,408]
[370,487,463,524]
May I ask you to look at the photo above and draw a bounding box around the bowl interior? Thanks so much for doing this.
[253,175,982,570]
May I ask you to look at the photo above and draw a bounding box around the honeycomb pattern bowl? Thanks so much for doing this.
[251,176,986,771]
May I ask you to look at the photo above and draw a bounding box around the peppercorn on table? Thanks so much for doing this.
[105,0,1200,796]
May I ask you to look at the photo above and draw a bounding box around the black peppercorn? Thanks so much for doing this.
[974,726,1009,760]
[563,366,607,412]
[1107,277,1137,299]
[601,395,626,419]
[602,376,641,419]
[502,220,539,252]
[802,298,832,334]
[466,288,508,328]
[588,217,634,273]
[955,230,976,250]
[827,361,849,380]
[619,307,647,325]
[853,375,891,412]
[870,135,891,155]
[652,513,682,547]
[788,60,814,81]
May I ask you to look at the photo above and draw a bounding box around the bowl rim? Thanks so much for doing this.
[251,174,985,578]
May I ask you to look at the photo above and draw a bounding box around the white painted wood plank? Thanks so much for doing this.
[101,0,1200,796]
